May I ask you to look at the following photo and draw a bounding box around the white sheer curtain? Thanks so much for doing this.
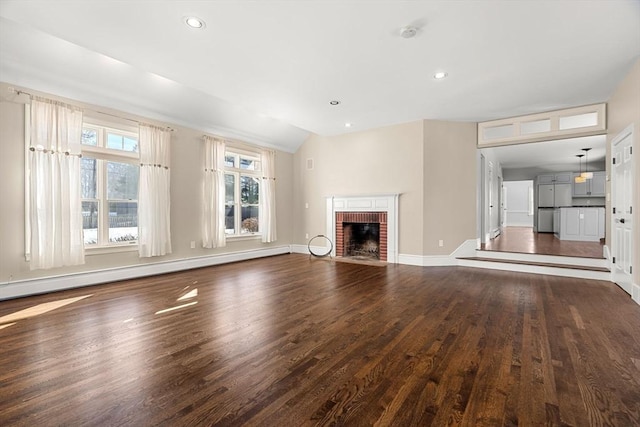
[138,124,172,257]
[28,98,85,270]
[202,136,226,248]
[260,149,277,243]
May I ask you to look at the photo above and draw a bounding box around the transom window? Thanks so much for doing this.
[81,122,139,248]
[224,150,261,236]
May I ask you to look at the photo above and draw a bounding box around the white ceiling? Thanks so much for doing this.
[484,134,607,171]
[1,1,639,153]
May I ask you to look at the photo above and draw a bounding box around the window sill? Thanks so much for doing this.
[226,234,262,241]
[85,244,138,255]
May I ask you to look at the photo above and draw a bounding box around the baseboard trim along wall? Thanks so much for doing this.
[290,244,330,257]
[293,240,477,267]
[399,239,478,267]
[0,246,291,300]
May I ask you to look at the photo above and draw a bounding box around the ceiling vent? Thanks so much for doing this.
[400,26,417,38]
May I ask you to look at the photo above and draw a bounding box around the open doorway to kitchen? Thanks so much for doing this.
[479,135,607,259]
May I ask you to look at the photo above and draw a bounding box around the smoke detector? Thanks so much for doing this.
[400,26,418,38]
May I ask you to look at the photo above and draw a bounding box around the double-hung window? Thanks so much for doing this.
[224,149,261,237]
[80,121,140,249]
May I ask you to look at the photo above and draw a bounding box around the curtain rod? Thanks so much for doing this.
[202,133,272,153]
[11,88,175,132]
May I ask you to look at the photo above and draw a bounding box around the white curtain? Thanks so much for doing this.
[138,125,172,257]
[28,98,85,270]
[202,136,226,248]
[260,149,277,243]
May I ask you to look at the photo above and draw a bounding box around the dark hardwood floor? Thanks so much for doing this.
[482,226,605,258]
[1,254,639,426]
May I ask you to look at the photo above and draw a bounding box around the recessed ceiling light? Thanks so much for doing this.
[329,100,340,105]
[185,16,205,29]
[433,71,448,80]
[345,123,352,128]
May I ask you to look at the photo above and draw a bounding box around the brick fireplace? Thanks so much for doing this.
[326,194,399,263]
[335,212,387,261]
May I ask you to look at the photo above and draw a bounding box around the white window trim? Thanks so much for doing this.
[81,120,140,250]
[224,146,262,239]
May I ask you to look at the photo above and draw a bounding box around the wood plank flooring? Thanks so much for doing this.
[482,226,605,258]
[1,254,639,426]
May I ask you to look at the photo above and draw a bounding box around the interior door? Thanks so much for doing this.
[480,154,487,245]
[488,162,496,238]
[611,126,634,295]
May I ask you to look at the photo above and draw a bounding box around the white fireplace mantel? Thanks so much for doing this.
[326,194,399,263]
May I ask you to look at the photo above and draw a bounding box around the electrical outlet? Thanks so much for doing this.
[305,202,309,209]
[190,241,196,249]
[438,240,444,247]
[305,233,309,239]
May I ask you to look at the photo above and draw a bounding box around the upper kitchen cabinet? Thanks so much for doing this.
[538,172,573,184]
[572,171,606,197]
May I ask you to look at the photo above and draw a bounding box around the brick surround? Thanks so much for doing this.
[335,212,388,261]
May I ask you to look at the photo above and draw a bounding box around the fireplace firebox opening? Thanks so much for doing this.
[335,211,388,261]
[343,223,380,260]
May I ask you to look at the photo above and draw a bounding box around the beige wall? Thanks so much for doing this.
[0,83,294,284]
[293,121,424,255]
[423,120,478,254]
[607,58,640,288]
[292,119,478,257]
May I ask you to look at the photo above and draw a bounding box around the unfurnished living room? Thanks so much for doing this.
[0,1,639,426]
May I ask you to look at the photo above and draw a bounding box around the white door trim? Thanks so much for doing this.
[610,124,635,298]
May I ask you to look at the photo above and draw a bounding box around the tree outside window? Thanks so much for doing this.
[224,151,261,236]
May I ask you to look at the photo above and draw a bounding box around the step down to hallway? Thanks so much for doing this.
[457,250,610,281]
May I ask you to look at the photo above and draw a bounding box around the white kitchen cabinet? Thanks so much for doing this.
[572,171,606,197]
[538,172,572,184]
[557,207,605,241]
[590,171,606,196]
[538,175,555,184]
[554,173,573,184]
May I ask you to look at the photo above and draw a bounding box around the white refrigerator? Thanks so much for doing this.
[538,183,572,232]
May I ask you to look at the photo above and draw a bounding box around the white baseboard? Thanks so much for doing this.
[0,245,291,300]
[290,244,331,256]
[398,239,477,267]
[397,254,428,266]
[452,239,478,258]
[632,283,640,305]
[457,258,611,281]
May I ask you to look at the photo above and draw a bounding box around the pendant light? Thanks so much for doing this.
[575,154,586,183]
[581,148,593,179]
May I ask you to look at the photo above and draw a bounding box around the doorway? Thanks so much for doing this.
[478,135,607,258]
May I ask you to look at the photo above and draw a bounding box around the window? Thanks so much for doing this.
[81,122,139,248]
[224,150,261,237]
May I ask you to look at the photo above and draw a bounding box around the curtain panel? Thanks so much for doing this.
[28,98,85,270]
[202,136,227,248]
[260,149,277,243]
[138,125,172,257]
